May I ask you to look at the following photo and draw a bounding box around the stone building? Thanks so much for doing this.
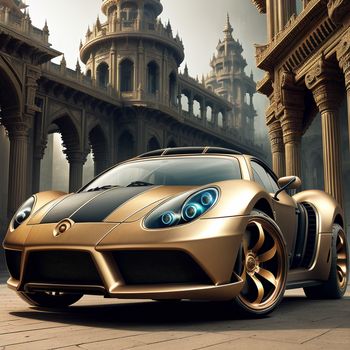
[0,0,264,237]
[205,15,257,143]
[252,0,350,227]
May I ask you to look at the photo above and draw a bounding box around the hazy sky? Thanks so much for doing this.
[25,0,268,133]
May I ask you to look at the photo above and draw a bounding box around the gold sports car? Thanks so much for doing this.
[3,147,349,316]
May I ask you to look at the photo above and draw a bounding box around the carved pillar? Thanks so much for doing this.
[7,119,31,217]
[177,93,182,114]
[268,117,285,178]
[305,59,344,206]
[337,30,350,149]
[280,71,304,178]
[66,151,86,193]
[188,94,194,117]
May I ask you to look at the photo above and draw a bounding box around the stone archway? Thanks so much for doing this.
[147,136,160,151]
[0,58,26,220]
[117,130,136,162]
[43,114,83,193]
[89,124,109,176]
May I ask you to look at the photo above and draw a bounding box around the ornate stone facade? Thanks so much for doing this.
[0,0,264,235]
[205,16,257,143]
[252,0,350,225]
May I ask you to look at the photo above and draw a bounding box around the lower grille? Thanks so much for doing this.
[5,249,22,280]
[113,250,212,285]
[25,251,103,286]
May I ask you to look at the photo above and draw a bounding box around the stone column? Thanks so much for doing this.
[278,0,286,32]
[7,120,31,217]
[280,110,302,178]
[268,118,285,178]
[305,58,344,206]
[337,30,350,150]
[280,71,304,179]
[188,95,194,117]
[266,0,275,40]
[67,151,86,193]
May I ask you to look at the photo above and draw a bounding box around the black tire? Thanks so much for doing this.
[233,210,288,317]
[304,224,349,299]
[17,291,83,308]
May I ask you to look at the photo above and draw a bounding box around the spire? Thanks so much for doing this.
[184,63,188,76]
[76,59,81,74]
[43,19,49,33]
[60,54,66,69]
[223,13,233,40]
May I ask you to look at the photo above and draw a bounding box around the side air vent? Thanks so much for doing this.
[301,203,317,268]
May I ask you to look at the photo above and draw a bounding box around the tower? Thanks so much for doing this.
[205,15,256,142]
[80,0,184,106]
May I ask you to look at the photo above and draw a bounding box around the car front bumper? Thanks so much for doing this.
[4,215,249,301]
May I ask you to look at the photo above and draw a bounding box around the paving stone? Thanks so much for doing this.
[0,283,348,350]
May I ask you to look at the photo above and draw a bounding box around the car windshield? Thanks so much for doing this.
[83,157,241,191]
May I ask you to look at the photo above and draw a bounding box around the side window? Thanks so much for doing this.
[251,161,274,193]
[266,172,279,193]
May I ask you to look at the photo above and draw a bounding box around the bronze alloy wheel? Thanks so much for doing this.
[304,224,349,299]
[336,228,348,291]
[234,211,288,316]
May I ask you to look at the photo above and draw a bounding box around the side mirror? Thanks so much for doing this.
[274,176,302,200]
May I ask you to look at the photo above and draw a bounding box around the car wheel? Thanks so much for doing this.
[17,291,83,308]
[304,224,349,299]
[233,210,288,316]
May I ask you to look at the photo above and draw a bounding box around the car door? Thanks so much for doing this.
[250,160,298,258]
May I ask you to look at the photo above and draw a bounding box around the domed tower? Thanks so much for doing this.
[80,0,184,106]
[205,15,256,142]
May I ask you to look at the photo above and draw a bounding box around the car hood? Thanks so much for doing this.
[39,185,196,224]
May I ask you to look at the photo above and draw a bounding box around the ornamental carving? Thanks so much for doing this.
[328,0,350,24]
[337,30,350,87]
[25,65,41,115]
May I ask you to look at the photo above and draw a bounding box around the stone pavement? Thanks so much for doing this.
[0,273,349,350]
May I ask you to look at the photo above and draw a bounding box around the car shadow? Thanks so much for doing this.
[10,294,350,332]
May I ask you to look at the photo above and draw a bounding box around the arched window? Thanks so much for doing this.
[96,63,109,88]
[169,72,177,105]
[193,99,201,118]
[181,93,189,112]
[218,112,224,128]
[120,59,134,92]
[147,136,160,152]
[206,106,213,122]
[147,61,159,95]
[86,69,92,78]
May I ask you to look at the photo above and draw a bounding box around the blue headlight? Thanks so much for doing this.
[200,191,214,206]
[144,187,219,229]
[182,203,204,221]
[161,211,178,226]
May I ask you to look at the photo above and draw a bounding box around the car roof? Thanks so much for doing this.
[137,147,242,158]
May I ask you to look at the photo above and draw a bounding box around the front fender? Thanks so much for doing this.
[3,191,67,249]
[203,180,272,219]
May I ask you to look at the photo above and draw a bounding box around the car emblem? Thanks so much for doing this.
[53,219,74,237]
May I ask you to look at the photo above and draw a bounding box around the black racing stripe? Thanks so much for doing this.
[70,187,152,222]
[41,192,101,224]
